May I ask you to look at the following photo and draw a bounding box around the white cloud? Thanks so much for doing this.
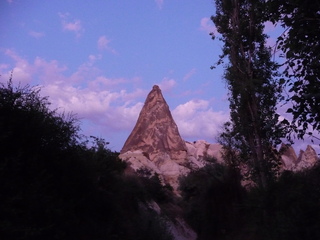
[172,99,229,142]
[97,36,117,54]
[155,0,164,10]
[58,12,84,38]
[200,17,216,34]
[29,31,45,39]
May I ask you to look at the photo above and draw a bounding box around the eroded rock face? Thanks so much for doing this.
[296,145,318,170]
[120,141,223,192]
[121,85,187,162]
[280,144,298,170]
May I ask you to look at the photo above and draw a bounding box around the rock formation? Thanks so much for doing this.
[280,143,318,171]
[120,86,221,191]
[121,85,187,162]
[120,85,319,192]
[296,145,318,170]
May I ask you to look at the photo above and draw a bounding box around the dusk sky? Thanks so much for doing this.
[1,0,318,153]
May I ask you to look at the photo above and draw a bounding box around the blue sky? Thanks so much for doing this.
[1,0,318,153]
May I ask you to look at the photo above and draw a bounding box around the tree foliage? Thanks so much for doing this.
[266,0,320,140]
[212,0,287,188]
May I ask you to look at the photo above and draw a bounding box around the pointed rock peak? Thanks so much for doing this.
[153,85,160,90]
[120,85,187,160]
[297,145,318,165]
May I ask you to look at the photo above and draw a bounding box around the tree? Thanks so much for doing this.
[211,0,287,188]
[0,77,79,158]
[0,77,174,240]
[267,0,320,141]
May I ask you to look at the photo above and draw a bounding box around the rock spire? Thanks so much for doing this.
[121,85,187,161]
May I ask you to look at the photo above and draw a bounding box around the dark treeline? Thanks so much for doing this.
[179,160,320,240]
[0,79,174,240]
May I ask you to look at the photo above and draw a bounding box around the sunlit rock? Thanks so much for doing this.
[120,85,187,162]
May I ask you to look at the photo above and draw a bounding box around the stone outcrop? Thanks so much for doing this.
[280,144,298,170]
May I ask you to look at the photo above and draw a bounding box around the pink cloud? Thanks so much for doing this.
[89,76,129,90]
[158,78,176,92]
[4,49,34,84]
[29,30,45,39]
[97,36,117,54]
[58,12,84,38]
[34,57,67,84]
[0,50,145,134]
[183,68,197,81]
[200,17,216,34]
[155,0,164,10]
[172,99,229,141]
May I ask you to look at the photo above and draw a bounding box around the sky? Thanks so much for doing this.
[1,0,318,154]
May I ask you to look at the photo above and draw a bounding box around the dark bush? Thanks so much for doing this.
[179,163,244,239]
